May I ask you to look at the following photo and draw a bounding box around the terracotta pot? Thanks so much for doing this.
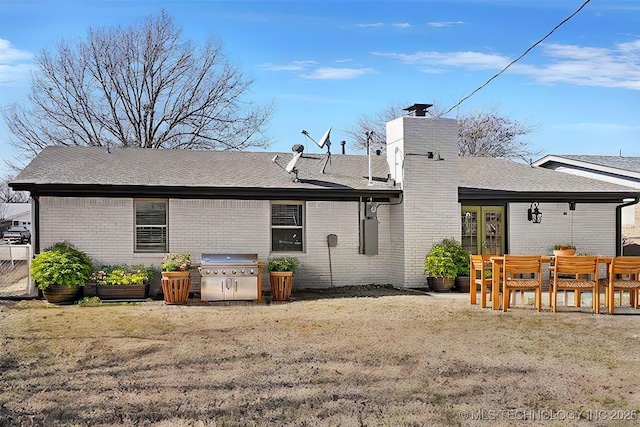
[553,249,576,257]
[269,271,293,301]
[428,277,455,292]
[161,271,191,305]
[42,285,82,305]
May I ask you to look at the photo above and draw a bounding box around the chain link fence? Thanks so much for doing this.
[0,244,35,299]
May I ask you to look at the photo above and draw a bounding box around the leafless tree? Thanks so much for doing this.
[3,10,274,159]
[0,175,29,203]
[344,103,540,161]
[457,109,541,162]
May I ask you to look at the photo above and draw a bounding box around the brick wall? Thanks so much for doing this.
[386,117,460,288]
[508,202,617,256]
[38,197,393,291]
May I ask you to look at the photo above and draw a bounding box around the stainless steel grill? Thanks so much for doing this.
[200,253,259,302]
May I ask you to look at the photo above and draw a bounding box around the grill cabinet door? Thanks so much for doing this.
[201,277,226,301]
[232,277,258,300]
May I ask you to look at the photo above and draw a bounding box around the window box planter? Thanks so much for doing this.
[97,284,146,300]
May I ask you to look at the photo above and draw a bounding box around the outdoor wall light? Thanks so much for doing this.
[527,202,542,224]
[569,201,576,211]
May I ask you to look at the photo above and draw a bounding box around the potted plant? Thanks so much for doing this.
[161,253,192,304]
[30,241,93,304]
[91,264,155,300]
[267,256,299,301]
[552,243,576,256]
[424,239,460,292]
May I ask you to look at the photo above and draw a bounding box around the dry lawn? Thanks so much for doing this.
[1,287,640,426]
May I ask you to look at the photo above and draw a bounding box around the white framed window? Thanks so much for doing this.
[135,200,167,253]
[271,202,304,252]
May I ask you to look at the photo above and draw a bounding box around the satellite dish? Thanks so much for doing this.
[317,127,331,149]
[285,151,302,173]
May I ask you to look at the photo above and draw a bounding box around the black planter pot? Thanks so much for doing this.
[427,277,455,292]
[455,276,471,293]
[42,285,82,305]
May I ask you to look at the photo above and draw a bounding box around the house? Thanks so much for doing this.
[10,114,640,295]
[532,155,640,245]
[0,203,31,233]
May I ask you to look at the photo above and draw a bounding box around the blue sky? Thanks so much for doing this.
[1,0,639,176]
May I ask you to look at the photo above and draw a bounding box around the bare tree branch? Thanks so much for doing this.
[3,10,274,160]
[343,102,540,161]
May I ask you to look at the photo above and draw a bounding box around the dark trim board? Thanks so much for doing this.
[15,183,402,202]
[459,188,639,204]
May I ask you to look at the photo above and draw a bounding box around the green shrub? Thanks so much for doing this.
[267,257,299,274]
[424,238,469,279]
[92,264,156,286]
[30,242,94,290]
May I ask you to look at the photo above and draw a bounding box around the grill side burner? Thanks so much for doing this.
[200,254,261,303]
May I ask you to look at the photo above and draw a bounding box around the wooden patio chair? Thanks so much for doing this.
[502,255,543,312]
[551,256,599,313]
[470,255,492,308]
[605,256,640,314]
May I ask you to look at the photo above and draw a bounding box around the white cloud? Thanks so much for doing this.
[357,23,384,28]
[0,39,32,62]
[392,23,411,28]
[427,21,465,27]
[373,38,640,90]
[371,50,509,70]
[258,60,318,71]
[300,67,377,80]
[0,39,33,85]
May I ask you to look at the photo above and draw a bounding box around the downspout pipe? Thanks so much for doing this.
[32,195,40,255]
[616,197,639,256]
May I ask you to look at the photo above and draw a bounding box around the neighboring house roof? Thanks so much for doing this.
[1,203,30,221]
[10,146,399,201]
[459,157,639,202]
[532,155,640,182]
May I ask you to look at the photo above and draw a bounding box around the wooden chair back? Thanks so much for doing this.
[470,254,492,307]
[610,256,640,278]
[554,255,598,277]
[606,256,640,313]
[503,255,542,278]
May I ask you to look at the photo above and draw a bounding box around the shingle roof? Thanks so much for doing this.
[11,147,638,198]
[11,146,393,191]
[459,156,637,193]
[540,155,640,174]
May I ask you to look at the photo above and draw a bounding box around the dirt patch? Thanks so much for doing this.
[1,288,639,426]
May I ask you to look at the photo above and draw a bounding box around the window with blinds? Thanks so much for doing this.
[271,202,304,252]
[135,200,167,253]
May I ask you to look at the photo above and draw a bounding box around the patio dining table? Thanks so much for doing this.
[489,255,612,311]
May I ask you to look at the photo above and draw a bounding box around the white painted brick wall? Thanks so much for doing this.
[386,117,460,287]
[38,197,393,291]
[509,202,617,256]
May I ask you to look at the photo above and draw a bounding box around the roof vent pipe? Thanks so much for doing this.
[340,140,346,154]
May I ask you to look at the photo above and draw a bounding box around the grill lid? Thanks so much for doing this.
[201,253,258,265]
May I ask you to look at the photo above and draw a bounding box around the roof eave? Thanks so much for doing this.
[459,187,639,203]
[14,183,402,202]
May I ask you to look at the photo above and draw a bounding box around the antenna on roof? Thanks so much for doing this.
[301,126,332,173]
[273,145,304,182]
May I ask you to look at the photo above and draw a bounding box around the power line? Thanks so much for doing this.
[444,0,592,116]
